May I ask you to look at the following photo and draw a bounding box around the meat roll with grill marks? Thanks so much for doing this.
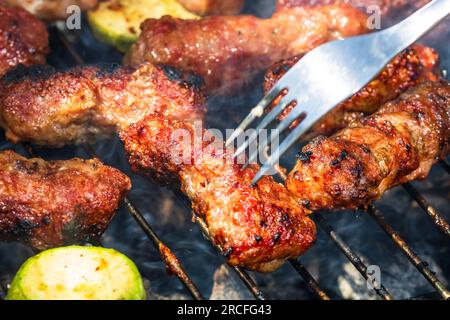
[263,44,439,138]
[0,63,205,147]
[121,115,316,272]
[0,5,48,77]
[0,150,131,250]
[124,3,369,93]
[286,80,450,210]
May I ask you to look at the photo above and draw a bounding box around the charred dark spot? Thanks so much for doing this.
[184,73,204,91]
[362,145,370,153]
[161,65,184,82]
[271,64,291,76]
[254,235,262,243]
[223,247,234,257]
[15,160,39,175]
[414,111,425,121]
[296,151,313,163]
[405,143,411,152]
[339,150,347,161]
[330,159,340,167]
[301,200,311,210]
[350,162,364,179]
[2,64,56,83]
[260,220,267,228]
[17,219,40,231]
[280,214,289,222]
[95,63,121,77]
[42,216,51,225]
[273,233,281,243]
[161,65,204,90]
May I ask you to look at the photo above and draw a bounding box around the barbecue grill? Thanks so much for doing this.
[0,0,449,300]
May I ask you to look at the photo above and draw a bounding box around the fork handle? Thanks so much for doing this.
[386,0,450,50]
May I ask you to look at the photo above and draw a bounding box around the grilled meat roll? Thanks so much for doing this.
[264,45,439,138]
[0,61,315,272]
[0,63,205,147]
[0,150,131,250]
[121,115,316,272]
[124,3,369,93]
[0,5,48,77]
[286,80,450,210]
[3,0,97,20]
[177,0,245,15]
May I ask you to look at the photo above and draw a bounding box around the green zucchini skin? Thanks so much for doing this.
[6,246,146,300]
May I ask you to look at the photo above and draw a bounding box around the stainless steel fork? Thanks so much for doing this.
[226,0,450,185]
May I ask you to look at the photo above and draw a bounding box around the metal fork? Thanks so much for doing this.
[226,0,450,185]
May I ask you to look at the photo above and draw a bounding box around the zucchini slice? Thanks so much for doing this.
[6,246,146,300]
[88,0,199,52]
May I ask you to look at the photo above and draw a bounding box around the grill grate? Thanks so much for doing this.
[42,23,450,301]
[1,15,449,300]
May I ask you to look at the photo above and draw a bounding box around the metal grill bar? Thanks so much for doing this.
[402,183,450,237]
[314,213,394,300]
[123,198,204,300]
[288,260,331,300]
[368,205,450,300]
[194,216,266,300]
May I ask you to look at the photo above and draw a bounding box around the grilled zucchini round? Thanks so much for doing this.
[6,246,146,300]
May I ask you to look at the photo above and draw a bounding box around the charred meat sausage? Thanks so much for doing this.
[3,0,97,20]
[0,150,131,250]
[0,4,48,77]
[286,80,450,210]
[124,3,369,93]
[264,45,439,138]
[121,115,316,272]
[0,63,206,147]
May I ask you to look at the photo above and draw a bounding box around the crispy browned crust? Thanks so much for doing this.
[121,115,316,272]
[276,0,429,16]
[0,5,48,77]
[3,0,97,20]
[0,150,131,250]
[276,1,449,40]
[124,4,369,94]
[177,0,245,15]
[286,80,450,210]
[0,63,206,147]
[264,44,439,138]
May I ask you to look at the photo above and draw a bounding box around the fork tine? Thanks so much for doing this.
[243,96,305,165]
[225,84,285,147]
[251,109,326,185]
[233,96,292,159]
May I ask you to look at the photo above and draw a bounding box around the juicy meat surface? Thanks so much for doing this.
[3,0,97,20]
[0,5,48,77]
[124,3,369,93]
[121,115,316,272]
[276,0,430,18]
[177,0,245,15]
[0,150,131,250]
[264,44,439,138]
[286,80,450,210]
[0,63,206,147]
